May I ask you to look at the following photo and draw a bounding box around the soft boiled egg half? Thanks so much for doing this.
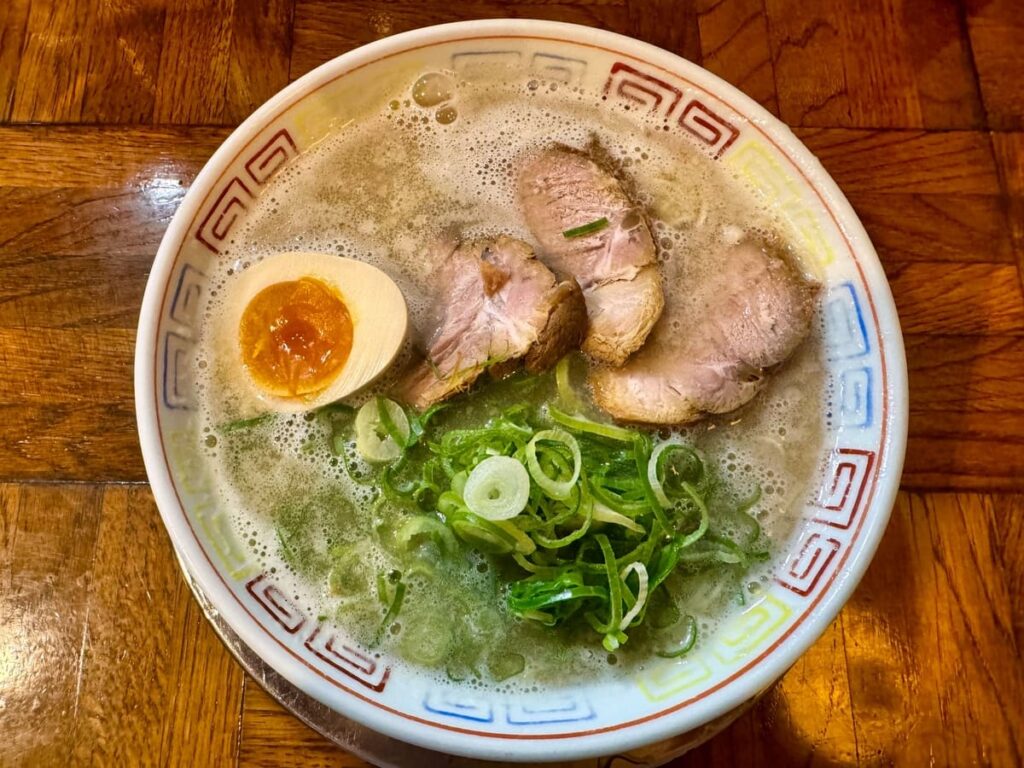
[219,252,408,413]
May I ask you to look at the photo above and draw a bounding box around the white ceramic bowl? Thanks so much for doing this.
[135,19,908,763]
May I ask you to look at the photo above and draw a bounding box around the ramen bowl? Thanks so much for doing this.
[134,19,908,762]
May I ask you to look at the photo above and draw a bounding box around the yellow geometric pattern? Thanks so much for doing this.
[725,139,836,276]
[166,427,255,581]
[712,593,793,665]
[637,656,714,703]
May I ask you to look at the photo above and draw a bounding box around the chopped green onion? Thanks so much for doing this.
[342,384,766,657]
[562,217,609,239]
[217,412,272,433]
[657,614,698,658]
[592,501,645,534]
[373,578,406,647]
[548,406,636,442]
[618,562,649,631]
[492,519,537,554]
[526,429,581,501]
[396,515,458,555]
[555,355,583,411]
[463,455,530,521]
[355,398,409,462]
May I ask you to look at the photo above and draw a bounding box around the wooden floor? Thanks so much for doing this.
[1,1,1022,765]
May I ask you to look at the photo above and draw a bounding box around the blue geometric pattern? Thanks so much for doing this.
[162,331,192,410]
[506,695,595,725]
[423,690,494,723]
[838,365,873,428]
[825,282,870,360]
[421,690,596,726]
[169,262,205,329]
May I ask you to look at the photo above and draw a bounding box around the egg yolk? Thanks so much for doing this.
[239,277,353,397]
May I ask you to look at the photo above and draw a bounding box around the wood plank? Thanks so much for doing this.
[794,128,1001,196]
[887,263,1024,335]
[74,486,244,766]
[764,0,983,129]
[991,132,1024,292]
[290,1,631,80]
[9,0,95,122]
[0,329,142,482]
[673,618,859,766]
[239,684,371,768]
[0,483,245,767]
[225,0,294,124]
[848,192,1015,264]
[0,250,150,328]
[80,0,166,123]
[624,0,701,63]
[0,0,30,121]
[154,0,237,125]
[903,334,1024,492]
[838,493,1024,765]
[695,0,778,116]
[0,483,104,766]
[965,0,1024,131]
[0,126,229,189]
[0,186,184,260]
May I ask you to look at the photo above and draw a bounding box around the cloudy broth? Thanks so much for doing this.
[193,70,828,687]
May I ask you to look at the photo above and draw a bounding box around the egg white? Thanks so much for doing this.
[217,251,408,413]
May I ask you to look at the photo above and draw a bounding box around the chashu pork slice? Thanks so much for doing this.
[590,240,817,424]
[400,235,587,408]
[517,145,663,366]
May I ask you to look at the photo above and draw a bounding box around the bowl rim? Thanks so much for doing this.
[134,18,909,762]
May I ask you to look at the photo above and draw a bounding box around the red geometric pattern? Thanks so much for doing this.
[304,627,391,692]
[246,574,306,634]
[813,448,876,529]
[196,177,251,255]
[777,530,842,596]
[603,62,741,160]
[195,128,298,254]
[603,61,682,114]
[677,100,740,159]
[245,128,298,185]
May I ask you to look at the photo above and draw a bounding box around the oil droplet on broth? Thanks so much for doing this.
[412,72,454,107]
[435,105,457,124]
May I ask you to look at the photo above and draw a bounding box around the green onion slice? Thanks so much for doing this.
[618,562,649,631]
[592,501,645,534]
[657,614,698,658]
[355,398,410,462]
[548,406,636,442]
[463,455,530,521]
[562,217,609,239]
[526,429,581,501]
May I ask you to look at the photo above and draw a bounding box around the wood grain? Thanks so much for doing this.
[80,0,167,123]
[290,1,632,80]
[1,3,1023,766]
[238,684,371,768]
[765,0,983,129]
[903,335,1024,491]
[0,329,142,481]
[848,191,1016,265]
[795,128,1001,195]
[695,0,778,115]
[965,0,1024,131]
[225,0,294,124]
[992,132,1024,291]
[887,263,1024,335]
[0,0,30,121]
[0,483,244,767]
[0,126,229,188]
[9,0,95,123]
